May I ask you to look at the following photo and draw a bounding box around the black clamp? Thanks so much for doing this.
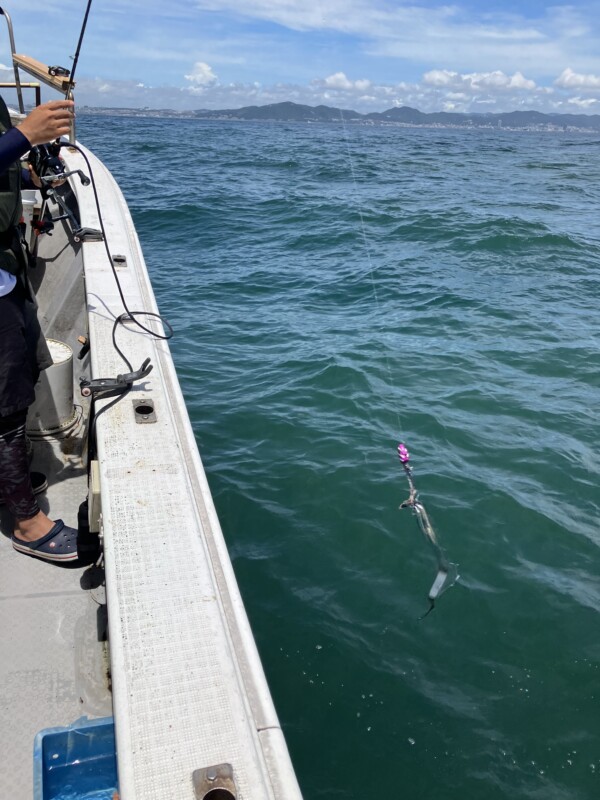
[80,358,153,398]
[48,65,71,78]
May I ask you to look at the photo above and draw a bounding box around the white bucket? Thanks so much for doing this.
[27,339,78,437]
[21,189,39,246]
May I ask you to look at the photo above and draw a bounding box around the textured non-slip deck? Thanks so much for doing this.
[0,217,110,800]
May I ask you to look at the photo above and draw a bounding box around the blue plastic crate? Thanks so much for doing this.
[33,716,118,800]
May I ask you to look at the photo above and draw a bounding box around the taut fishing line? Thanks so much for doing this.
[337,110,458,617]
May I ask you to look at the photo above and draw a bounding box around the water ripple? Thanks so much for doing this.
[80,115,600,800]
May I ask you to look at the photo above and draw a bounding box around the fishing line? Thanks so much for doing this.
[338,110,458,616]
[337,110,402,437]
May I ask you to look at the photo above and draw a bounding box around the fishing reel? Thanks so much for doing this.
[27,142,91,189]
[26,140,94,241]
[28,142,66,183]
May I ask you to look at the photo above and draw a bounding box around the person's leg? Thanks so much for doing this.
[0,288,74,554]
[0,409,55,541]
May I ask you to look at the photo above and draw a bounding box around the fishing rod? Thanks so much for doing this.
[64,0,93,100]
[28,0,174,452]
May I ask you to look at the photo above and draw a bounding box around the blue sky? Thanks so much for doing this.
[3,1,600,113]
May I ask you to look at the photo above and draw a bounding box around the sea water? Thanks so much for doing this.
[51,792,114,800]
[79,115,600,800]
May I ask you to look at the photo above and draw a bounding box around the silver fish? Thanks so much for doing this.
[398,443,458,617]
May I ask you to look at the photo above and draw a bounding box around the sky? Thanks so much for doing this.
[3,1,600,114]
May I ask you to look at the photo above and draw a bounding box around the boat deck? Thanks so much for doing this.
[0,209,112,798]
[0,428,112,798]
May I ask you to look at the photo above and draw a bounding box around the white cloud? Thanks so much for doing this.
[324,72,353,90]
[2,58,596,117]
[68,69,592,115]
[424,70,459,87]
[424,69,536,93]
[555,67,600,89]
[508,71,536,90]
[567,96,600,108]
[6,1,600,119]
[323,72,371,92]
[185,61,218,85]
[468,70,536,90]
[9,1,600,101]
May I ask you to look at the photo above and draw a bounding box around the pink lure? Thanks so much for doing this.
[397,442,410,463]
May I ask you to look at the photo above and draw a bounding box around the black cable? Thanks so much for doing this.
[51,140,175,454]
[88,382,132,459]
[43,0,168,476]
[61,139,174,344]
[63,142,169,328]
[55,3,174,348]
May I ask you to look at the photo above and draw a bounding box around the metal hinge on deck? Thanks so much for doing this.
[192,764,238,800]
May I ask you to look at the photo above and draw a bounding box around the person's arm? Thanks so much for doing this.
[0,127,31,175]
[0,99,75,177]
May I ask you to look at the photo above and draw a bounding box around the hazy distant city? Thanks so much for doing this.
[79,101,600,133]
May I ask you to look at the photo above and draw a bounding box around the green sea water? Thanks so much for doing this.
[80,115,600,800]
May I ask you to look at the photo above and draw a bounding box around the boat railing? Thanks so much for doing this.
[0,80,40,107]
[1,5,75,135]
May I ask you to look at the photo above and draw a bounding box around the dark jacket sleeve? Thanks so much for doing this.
[21,167,35,189]
[0,127,31,176]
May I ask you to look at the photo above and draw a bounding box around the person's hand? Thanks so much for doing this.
[27,164,42,189]
[27,163,67,190]
[17,100,75,146]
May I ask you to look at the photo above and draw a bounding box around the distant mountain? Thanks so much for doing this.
[193,100,362,122]
[192,101,600,131]
[79,102,600,131]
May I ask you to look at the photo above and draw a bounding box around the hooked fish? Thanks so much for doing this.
[397,442,458,617]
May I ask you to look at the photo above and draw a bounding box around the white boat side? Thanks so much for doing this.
[62,143,304,800]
